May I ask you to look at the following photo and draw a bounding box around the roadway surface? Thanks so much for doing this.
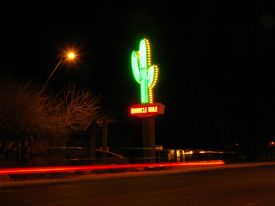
[1,165,275,206]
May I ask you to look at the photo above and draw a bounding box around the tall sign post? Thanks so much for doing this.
[130,38,165,163]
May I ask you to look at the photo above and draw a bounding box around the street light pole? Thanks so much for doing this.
[30,52,75,165]
[41,52,75,90]
[42,58,63,89]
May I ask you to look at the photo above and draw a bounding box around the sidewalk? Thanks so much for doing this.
[1,162,275,187]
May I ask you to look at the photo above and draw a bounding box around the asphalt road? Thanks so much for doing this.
[1,165,275,206]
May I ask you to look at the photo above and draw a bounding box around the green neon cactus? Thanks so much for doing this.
[131,39,158,104]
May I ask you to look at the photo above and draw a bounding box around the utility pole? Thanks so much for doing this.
[142,117,156,162]
[88,120,98,164]
[102,118,108,162]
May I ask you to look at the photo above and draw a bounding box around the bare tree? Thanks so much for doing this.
[0,78,66,164]
[0,78,114,165]
[62,85,115,130]
[0,79,67,141]
[63,85,100,132]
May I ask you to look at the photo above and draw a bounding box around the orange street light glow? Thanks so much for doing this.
[68,53,75,59]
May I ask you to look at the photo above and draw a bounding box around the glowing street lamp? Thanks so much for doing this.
[42,52,75,89]
[68,52,75,59]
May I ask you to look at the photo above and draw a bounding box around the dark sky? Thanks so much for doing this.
[2,1,275,149]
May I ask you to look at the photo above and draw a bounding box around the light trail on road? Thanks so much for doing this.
[0,160,225,175]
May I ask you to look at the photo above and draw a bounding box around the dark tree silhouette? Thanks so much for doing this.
[0,78,114,166]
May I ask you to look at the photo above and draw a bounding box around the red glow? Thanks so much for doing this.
[130,103,165,117]
[0,161,225,175]
[130,105,159,115]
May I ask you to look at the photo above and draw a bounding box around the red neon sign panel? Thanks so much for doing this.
[131,105,159,114]
[130,103,165,117]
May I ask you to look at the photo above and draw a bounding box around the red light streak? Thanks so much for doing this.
[0,161,224,175]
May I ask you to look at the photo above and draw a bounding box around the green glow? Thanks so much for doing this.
[140,40,147,69]
[131,39,157,104]
[147,65,155,86]
[131,51,140,83]
[140,68,148,103]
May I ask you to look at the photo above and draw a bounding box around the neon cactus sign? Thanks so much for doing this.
[131,38,159,104]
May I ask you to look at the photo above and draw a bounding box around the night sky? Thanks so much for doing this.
[2,1,275,150]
